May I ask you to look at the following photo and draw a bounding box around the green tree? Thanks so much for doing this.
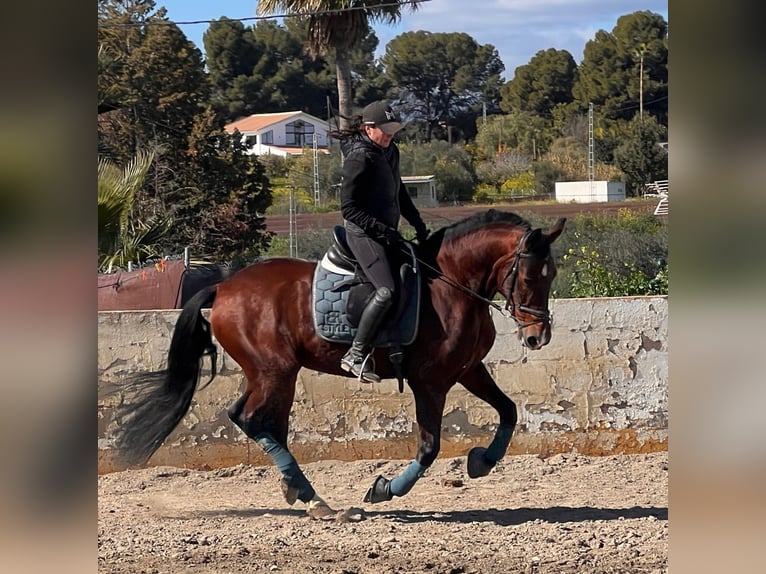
[398,141,476,204]
[382,31,504,141]
[203,17,261,95]
[251,19,336,117]
[98,150,171,271]
[99,1,275,262]
[98,1,209,164]
[256,0,424,130]
[500,48,577,119]
[203,17,262,119]
[613,116,668,196]
[572,11,668,126]
[205,17,386,124]
[473,112,551,161]
[343,31,393,110]
[97,44,123,114]
[165,108,274,263]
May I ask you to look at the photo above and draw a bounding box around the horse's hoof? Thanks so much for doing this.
[307,499,336,520]
[363,475,393,504]
[280,478,299,505]
[467,447,496,478]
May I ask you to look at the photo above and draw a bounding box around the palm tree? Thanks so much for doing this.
[98,150,171,271]
[256,0,422,129]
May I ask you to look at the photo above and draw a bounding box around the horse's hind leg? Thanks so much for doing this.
[226,373,335,518]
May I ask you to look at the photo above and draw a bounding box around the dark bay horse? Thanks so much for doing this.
[114,209,566,518]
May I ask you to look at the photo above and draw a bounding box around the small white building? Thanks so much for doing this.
[555,181,626,203]
[225,111,330,157]
[401,175,438,208]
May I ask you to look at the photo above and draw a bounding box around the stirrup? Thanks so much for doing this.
[341,352,380,383]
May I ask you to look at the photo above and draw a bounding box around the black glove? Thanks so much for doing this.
[382,226,407,248]
[416,226,430,244]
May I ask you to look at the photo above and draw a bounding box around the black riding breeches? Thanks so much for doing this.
[344,223,396,294]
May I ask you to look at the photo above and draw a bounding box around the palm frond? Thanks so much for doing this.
[98,150,169,271]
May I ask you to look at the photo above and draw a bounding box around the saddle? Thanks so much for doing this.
[312,226,422,387]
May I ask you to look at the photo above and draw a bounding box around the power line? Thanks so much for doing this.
[611,94,668,114]
[98,0,431,28]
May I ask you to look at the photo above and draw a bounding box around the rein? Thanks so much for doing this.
[402,230,552,326]
[414,257,504,312]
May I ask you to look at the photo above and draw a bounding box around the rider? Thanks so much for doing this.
[333,100,430,383]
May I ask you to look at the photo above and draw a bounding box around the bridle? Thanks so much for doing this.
[403,230,553,328]
[498,230,553,328]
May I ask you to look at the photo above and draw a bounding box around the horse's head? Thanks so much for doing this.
[500,217,566,350]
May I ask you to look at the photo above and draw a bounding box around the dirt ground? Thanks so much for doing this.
[98,451,667,574]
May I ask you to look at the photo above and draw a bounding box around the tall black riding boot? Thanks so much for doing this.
[340,287,392,382]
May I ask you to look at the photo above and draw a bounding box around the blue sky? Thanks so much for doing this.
[157,0,668,77]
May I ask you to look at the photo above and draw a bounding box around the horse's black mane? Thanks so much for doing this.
[438,209,531,242]
[414,210,533,263]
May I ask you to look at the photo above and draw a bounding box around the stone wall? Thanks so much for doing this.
[98,297,667,473]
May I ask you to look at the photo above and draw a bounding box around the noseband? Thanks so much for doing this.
[500,231,553,328]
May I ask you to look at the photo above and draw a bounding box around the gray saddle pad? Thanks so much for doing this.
[311,254,420,347]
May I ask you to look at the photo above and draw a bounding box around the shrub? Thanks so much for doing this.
[263,227,334,261]
[554,213,668,298]
[564,243,668,297]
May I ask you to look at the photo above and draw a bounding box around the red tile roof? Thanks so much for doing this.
[225,111,303,134]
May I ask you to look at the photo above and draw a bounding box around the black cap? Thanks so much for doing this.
[362,101,403,134]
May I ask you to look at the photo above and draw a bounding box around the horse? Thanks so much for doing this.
[113,209,566,518]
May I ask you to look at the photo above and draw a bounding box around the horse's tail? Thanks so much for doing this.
[113,285,219,466]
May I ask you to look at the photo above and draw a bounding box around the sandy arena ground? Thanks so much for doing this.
[98,451,667,574]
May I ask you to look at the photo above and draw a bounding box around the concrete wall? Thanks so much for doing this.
[98,297,667,474]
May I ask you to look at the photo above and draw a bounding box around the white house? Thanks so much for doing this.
[225,111,330,157]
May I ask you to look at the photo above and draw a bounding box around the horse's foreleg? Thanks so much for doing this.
[459,363,518,478]
[364,389,446,504]
[228,389,333,517]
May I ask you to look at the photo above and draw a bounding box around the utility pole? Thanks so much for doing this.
[639,51,644,121]
[634,42,647,122]
[312,132,320,206]
[588,102,595,200]
[289,186,297,258]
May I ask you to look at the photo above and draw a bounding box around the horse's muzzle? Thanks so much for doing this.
[519,321,551,350]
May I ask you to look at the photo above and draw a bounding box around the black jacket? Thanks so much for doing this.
[339,134,426,241]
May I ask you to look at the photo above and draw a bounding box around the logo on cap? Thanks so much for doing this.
[385,108,396,121]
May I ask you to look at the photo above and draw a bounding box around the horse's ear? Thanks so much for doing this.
[545,218,566,243]
[525,228,544,254]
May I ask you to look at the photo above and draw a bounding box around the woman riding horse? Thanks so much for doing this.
[333,100,430,383]
[113,210,566,518]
